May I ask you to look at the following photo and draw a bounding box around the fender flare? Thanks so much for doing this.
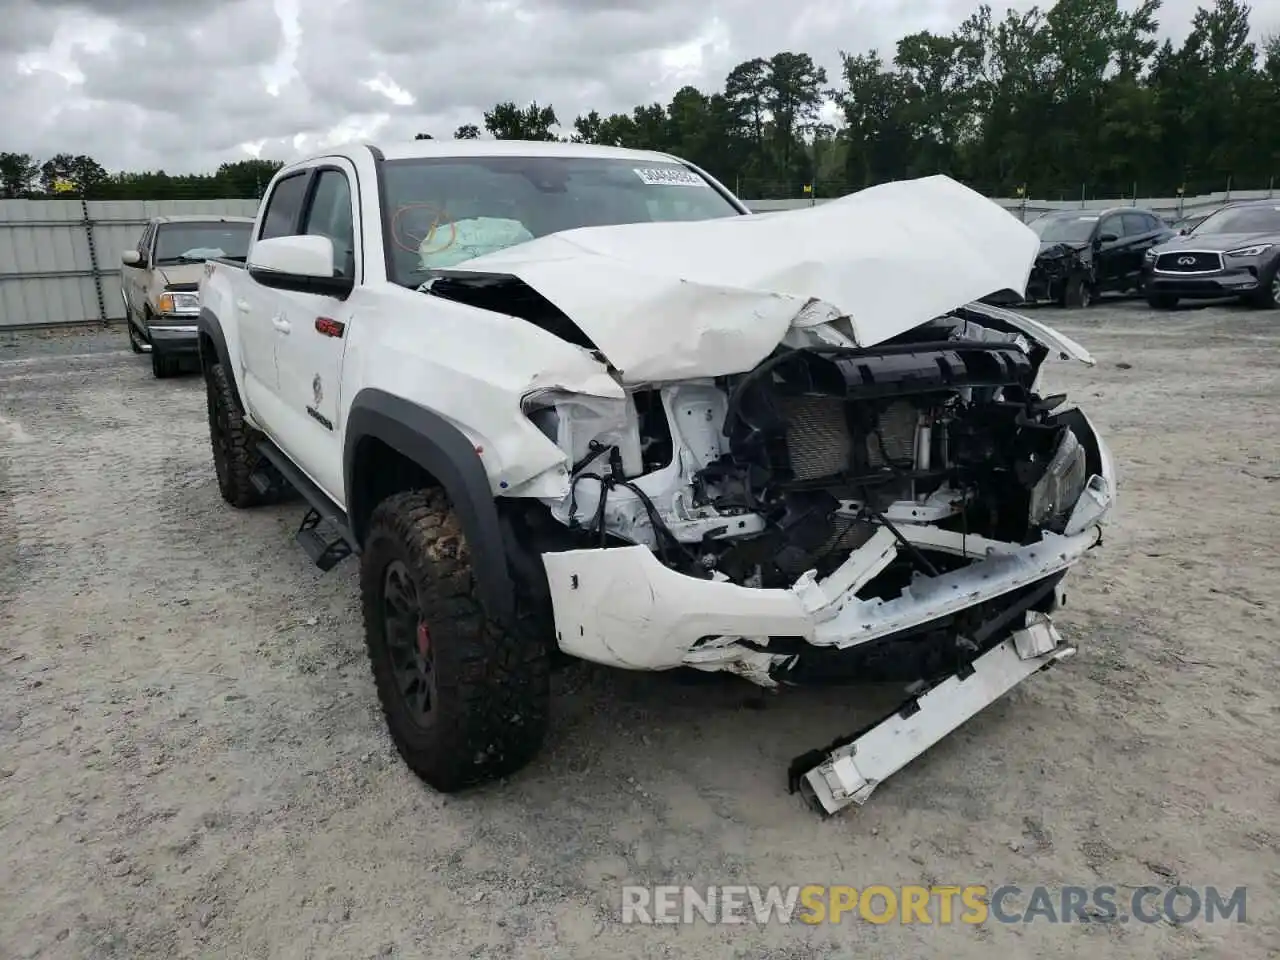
[344,389,515,623]
[196,308,242,407]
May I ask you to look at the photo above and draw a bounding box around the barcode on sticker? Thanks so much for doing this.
[633,167,706,187]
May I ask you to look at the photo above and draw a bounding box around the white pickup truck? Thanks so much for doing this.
[197,139,1117,815]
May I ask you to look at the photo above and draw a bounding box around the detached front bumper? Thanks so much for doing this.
[543,411,1116,680]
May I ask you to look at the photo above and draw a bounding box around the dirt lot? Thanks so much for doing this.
[1,300,1278,959]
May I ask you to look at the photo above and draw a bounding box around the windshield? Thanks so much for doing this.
[1190,204,1280,236]
[378,155,742,286]
[154,222,252,264]
[1029,215,1098,244]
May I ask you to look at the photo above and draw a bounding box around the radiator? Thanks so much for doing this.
[780,396,918,480]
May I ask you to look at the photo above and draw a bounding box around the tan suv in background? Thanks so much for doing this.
[121,215,255,378]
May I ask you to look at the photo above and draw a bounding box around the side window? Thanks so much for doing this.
[301,169,356,279]
[136,224,153,259]
[1122,213,1149,237]
[1098,215,1123,240]
[259,172,310,240]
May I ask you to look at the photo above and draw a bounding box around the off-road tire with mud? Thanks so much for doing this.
[360,488,551,792]
[205,361,269,508]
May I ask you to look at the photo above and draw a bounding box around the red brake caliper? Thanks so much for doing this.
[416,621,431,659]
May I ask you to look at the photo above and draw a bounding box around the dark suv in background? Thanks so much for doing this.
[1141,200,1280,309]
[1023,206,1173,307]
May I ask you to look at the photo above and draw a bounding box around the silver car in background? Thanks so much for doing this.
[1141,200,1280,309]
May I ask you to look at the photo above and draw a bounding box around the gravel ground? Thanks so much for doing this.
[2,301,1278,959]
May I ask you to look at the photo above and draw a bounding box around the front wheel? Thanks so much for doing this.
[1062,275,1092,308]
[1249,267,1280,309]
[127,319,147,354]
[205,361,268,508]
[151,348,180,379]
[360,488,550,793]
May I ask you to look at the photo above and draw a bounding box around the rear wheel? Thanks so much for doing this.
[1146,292,1179,310]
[360,488,550,793]
[205,361,267,508]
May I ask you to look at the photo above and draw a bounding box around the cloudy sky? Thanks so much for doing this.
[2,0,1275,175]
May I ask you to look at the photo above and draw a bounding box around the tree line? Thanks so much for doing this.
[2,0,1277,204]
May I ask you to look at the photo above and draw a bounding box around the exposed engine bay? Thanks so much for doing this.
[521,308,1094,606]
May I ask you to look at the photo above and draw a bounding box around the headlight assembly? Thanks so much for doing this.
[157,291,200,314]
[1028,427,1088,533]
[520,388,639,474]
[1224,244,1272,258]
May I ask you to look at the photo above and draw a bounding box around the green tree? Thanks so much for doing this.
[483,101,559,140]
[0,151,39,198]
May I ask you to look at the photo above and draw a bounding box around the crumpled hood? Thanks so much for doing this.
[1037,240,1089,259]
[444,174,1044,382]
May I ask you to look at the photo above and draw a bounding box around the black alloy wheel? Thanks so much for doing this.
[382,559,436,727]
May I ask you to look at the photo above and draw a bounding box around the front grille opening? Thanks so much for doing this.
[1156,252,1223,272]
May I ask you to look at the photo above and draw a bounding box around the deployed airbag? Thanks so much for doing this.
[420,217,535,270]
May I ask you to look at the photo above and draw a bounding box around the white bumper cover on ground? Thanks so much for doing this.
[799,627,1077,815]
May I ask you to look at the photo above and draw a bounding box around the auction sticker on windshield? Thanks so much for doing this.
[634,167,707,187]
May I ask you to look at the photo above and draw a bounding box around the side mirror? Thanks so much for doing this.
[247,235,353,298]
[1097,232,1118,243]
[122,250,142,266]
[1178,226,1188,235]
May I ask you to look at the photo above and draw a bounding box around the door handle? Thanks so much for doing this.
[272,316,291,334]
[236,299,251,313]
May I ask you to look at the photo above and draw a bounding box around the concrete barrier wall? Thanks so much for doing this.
[0,198,260,329]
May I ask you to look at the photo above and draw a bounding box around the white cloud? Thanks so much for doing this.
[0,0,1275,173]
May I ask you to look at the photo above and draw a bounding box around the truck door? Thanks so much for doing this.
[271,163,360,504]
[238,170,312,425]
[122,223,152,322]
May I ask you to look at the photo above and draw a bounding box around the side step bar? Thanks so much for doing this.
[789,616,1075,816]
[255,439,359,572]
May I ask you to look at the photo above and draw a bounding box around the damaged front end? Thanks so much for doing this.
[1026,243,1093,303]
[516,305,1115,814]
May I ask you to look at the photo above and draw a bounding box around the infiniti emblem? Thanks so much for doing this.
[1177,256,1197,265]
